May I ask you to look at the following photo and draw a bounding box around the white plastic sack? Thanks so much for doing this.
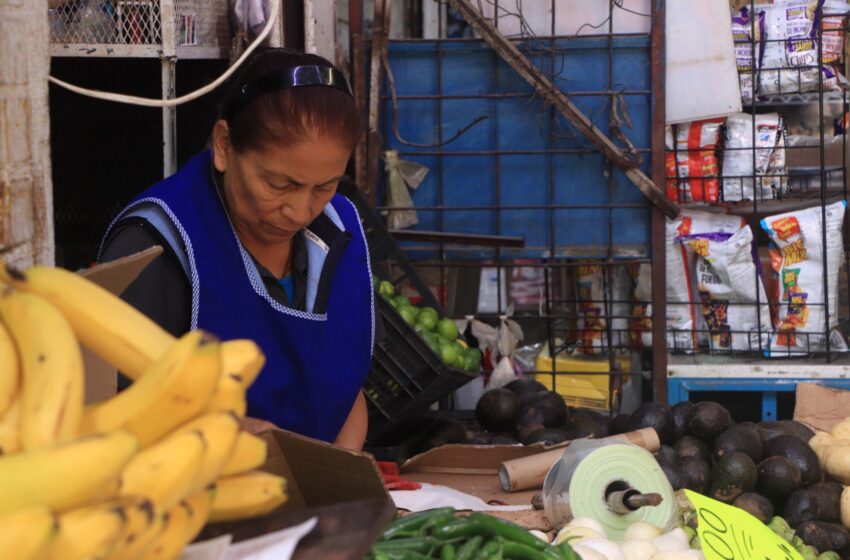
[761,200,848,356]
[680,226,771,352]
[667,211,746,352]
[722,112,787,202]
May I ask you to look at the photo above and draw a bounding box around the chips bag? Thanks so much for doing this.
[666,119,725,204]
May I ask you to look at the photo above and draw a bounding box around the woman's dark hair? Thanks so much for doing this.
[218,48,362,152]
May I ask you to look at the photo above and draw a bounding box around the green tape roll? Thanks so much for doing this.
[568,444,677,542]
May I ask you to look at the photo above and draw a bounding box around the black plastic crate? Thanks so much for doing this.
[364,296,477,442]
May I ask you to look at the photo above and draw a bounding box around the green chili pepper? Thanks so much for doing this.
[433,518,493,541]
[456,535,484,560]
[556,542,581,560]
[475,540,501,559]
[467,513,547,551]
[418,511,458,537]
[381,508,456,540]
[373,552,391,560]
[499,542,556,560]
[372,537,435,554]
[441,543,457,560]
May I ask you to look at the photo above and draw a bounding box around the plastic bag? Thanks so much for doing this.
[680,226,771,352]
[722,112,787,202]
[666,119,724,204]
[761,200,848,356]
[230,0,271,39]
[667,211,746,352]
[384,150,429,230]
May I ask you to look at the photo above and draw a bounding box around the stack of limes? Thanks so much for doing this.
[374,277,481,372]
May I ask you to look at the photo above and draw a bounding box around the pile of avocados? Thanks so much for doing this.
[374,277,481,372]
[470,380,612,446]
[619,401,849,558]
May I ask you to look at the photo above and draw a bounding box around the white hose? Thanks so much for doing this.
[47,0,281,108]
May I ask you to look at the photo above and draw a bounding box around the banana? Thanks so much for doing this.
[119,429,206,511]
[0,430,138,516]
[81,331,221,447]
[206,340,265,416]
[221,431,268,477]
[109,502,165,560]
[221,339,266,389]
[0,285,84,449]
[181,488,214,546]
[140,499,194,560]
[0,319,19,418]
[209,471,287,523]
[0,397,21,455]
[0,263,174,381]
[0,506,57,560]
[173,413,240,495]
[46,501,127,560]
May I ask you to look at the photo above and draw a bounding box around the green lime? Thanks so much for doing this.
[414,322,429,334]
[379,280,395,299]
[463,348,482,372]
[409,305,421,319]
[421,331,439,352]
[438,343,460,366]
[393,294,410,308]
[387,297,399,309]
[437,318,459,341]
[398,306,416,325]
[416,309,439,332]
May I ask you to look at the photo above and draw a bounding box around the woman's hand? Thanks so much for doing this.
[239,416,278,434]
[334,391,368,451]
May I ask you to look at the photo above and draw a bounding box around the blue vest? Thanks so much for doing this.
[103,151,375,442]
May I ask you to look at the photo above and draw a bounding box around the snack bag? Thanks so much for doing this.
[574,264,631,355]
[666,119,725,204]
[667,211,747,352]
[761,200,848,356]
[630,263,653,349]
[680,226,771,352]
[732,7,765,102]
[722,112,787,201]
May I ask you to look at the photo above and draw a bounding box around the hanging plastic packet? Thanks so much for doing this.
[666,119,725,204]
[574,265,631,355]
[823,0,850,64]
[667,211,746,353]
[679,226,771,352]
[732,7,766,103]
[629,263,653,349]
[665,126,678,199]
[761,200,848,356]
[758,0,846,96]
[722,112,787,202]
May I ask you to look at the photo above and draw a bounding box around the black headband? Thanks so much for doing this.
[225,65,353,119]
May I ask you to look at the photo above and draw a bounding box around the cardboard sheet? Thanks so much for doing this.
[794,382,850,432]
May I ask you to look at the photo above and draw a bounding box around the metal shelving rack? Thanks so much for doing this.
[48,0,231,175]
[663,2,850,419]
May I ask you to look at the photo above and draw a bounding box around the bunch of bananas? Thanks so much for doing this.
[0,263,287,560]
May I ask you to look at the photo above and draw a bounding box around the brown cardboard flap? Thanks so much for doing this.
[260,428,389,510]
[794,382,850,433]
[401,443,552,474]
[79,246,163,294]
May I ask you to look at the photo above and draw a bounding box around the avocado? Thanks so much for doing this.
[757,456,802,504]
[818,521,850,551]
[780,420,816,442]
[658,445,679,465]
[713,425,764,465]
[610,413,631,435]
[532,392,568,428]
[658,455,687,491]
[709,451,757,503]
[420,418,467,451]
[797,521,833,553]
[689,401,733,441]
[808,482,842,523]
[763,435,822,486]
[564,408,610,439]
[504,378,549,396]
[515,403,545,442]
[475,389,521,432]
[784,488,819,528]
[628,403,675,445]
[675,435,711,463]
[681,457,711,494]
[733,492,774,524]
[672,401,696,440]
[756,425,787,445]
[522,428,569,446]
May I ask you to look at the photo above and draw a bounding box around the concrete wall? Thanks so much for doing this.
[0,0,54,267]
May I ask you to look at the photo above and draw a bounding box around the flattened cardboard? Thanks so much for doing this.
[78,247,163,404]
[259,428,390,511]
[794,382,850,432]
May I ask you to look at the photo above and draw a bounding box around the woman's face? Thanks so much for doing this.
[213,120,351,246]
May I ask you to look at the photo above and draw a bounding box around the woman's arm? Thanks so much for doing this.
[334,390,368,450]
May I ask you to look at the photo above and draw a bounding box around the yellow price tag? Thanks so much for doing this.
[683,490,803,560]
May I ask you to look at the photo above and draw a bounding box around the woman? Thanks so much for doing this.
[99,48,373,450]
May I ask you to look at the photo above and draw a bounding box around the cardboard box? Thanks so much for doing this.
[794,382,850,432]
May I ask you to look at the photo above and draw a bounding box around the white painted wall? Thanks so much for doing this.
[0,0,54,267]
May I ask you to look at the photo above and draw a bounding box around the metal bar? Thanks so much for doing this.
[160,58,177,176]
[395,148,651,156]
[386,33,653,43]
[365,0,391,205]
[650,0,668,404]
[386,230,525,248]
[381,91,653,100]
[446,0,680,219]
[349,0,367,197]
